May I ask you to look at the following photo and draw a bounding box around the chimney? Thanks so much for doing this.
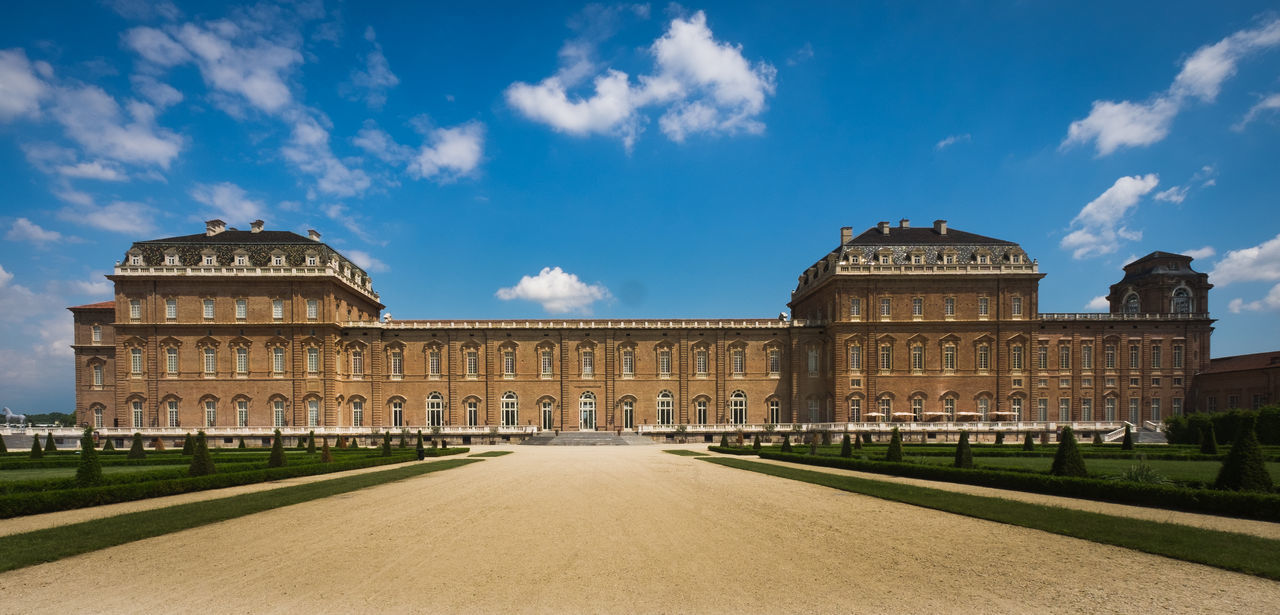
[307,229,322,242]
[205,219,226,237]
[877,221,890,235]
[840,226,852,244]
[933,219,948,235]
[250,220,264,233]
[899,218,910,229]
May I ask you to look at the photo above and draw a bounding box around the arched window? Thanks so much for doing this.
[769,399,781,424]
[695,398,708,424]
[729,391,746,425]
[1124,293,1140,314]
[307,398,320,427]
[657,391,674,425]
[977,398,990,421]
[276,399,289,427]
[579,392,596,430]
[1172,288,1192,313]
[911,397,923,421]
[204,399,217,427]
[92,405,104,428]
[943,397,956,420]
[848,397,861,422]
[391,399,404,427]
[236,399,249,427]
[501,392,518,426]
[426,392,444,427]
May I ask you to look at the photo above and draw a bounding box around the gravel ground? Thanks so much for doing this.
[1,445,1277,614]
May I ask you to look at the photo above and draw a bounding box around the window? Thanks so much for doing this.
[696,399,708,424]
[132,400,144,428]
[1129,344,1140,369]
[235,347,248,375]
[978,297,989,317]
[235,299,247,320]
[768,349,780,375]
[1082,377,1093,388]
[911,397,923,421]
[203,347,216,374]
[306,299,319,320]
[659,348,672,375]
[879,344,892,372]
[466,400,478,426]
[976,253,991,265]
[911,297,923,317]
[128,253,143,265]
[1038,345,1048,370]
[427,394,444,427]
[1058,397,1070,421]
[430,349,443,376]
[236,400,249,427]
[1172,398,1182,416]
[878,397,891,420]
[1228,395,1239,409]
[1105,345,1116,369]
[621,348,634,375]
[1151,377,1161,387]
[166,348,178,375]
[770,399,781,424]
[1150,398,1161,421]
[943,344,956,371]
[910,345,924,372]
[306,347,319,374]
[502,350,515,376]
[1151,345,1162,369]
[130,348,143,375]
[658,391,674,425]
[1007,344,1023,371]
[1172,288,1192,313]
[849,345,862,371]
[350,350,364,377]
[808,348,819,377]
[1207,396,1217,412]
[205,400,216,427]
[391,400,404,427]
[978,398,990,420]
[466,349,478,376]
[1011,397,1023,419]
[695,347,708,375]
[350,400,362,428]
[976,345,990,371]
[944,397,956,420]
[271,254,284,267]
[164,253,178,266]
[92,324,101,343]
[849,298,861,318]
[731,348,745,375]
[501,392,518,426]
[880,298,891,318]
[92,363,104,386]
[167,400,178,427]
[203,254,215,266]
[1129,377,1140,387]
[1081,344,1093,370]
[810,399,821,422]
[1128,397,1140,423]
[165,298,177,319]
[275,400,287,427]
[581,350,594,376]
[729,392,747,424]
[203,299,215,320]
[943,253,956,264]
[1173,344,1184,369]
[911,253,923,264]
[1012,296,1023,316]
[546,400,558,430]
[944,297,955,317]
[272,299,284,319]
[1124,293,1140,313]
[129,299,141,320]
[1058,345,1070,370]
[1060,377,1071,388]
[1037,398,1047,421]
[1081,398,1092,421]
[1105,397,1117,421]
[1039,378,1048,388]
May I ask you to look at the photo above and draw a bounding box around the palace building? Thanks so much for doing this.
[71,218,1215,439]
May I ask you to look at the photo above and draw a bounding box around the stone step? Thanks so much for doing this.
[519,431,654,446]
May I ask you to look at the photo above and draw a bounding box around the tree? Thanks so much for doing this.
[296,435,306,450]
[1200,423,1219,455]
[752,434,761,450]
[267,430,286,468]
[382,432,393,457]
[182,433,194,455]
[1121,425,1134,451]
[187,431,216,477]
[127,433,146,459]
[336,436,347,449]
[886,427,903,462]
[862,432,872,445]
[1050,427,1088,477]
[75,427,103,486]
[840,434,852,457]
[399,431,407,448]
[1215,417,1272,492]
[44,432,56,453]
[416,430,425,455]
[719,434,729,448]
[995,432,1004,445]
[781,434,792,453]
[954,431,973,468]
[320,438,333,463]
[1022,432,1035,451]
[821,431,832,445]
[307,431,317,454]
[102,437,115,452]
[238,437,247,449]
[29,436,43,459]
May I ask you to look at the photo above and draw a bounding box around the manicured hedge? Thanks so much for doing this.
[707,446,760,456]
[422,448,470,457]
[758,451,1280,522]
[0,453,420,518]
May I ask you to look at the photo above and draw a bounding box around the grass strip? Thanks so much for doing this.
[701,457,1280,581]
[663,449,708,457]
[0,458,480,573]
[467,451,513,458]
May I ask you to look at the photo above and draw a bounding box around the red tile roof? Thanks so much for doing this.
[67,301,115,310]
[1204,351,1280,374]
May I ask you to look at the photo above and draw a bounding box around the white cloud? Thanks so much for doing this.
[0,48,49,121]
[1229,284,1280,313]
[281,111,371,197]
[1154,185,1188,203]
[1182,246,1216,260]
[1236,92,1280,129]
[1210,232,1280,287]
[70,274,112,297]
[1085,295,1110,310]
[347,27,399,109]
[786,42,814,66]
[935,133,970,150]
[106,0,181,21]
[190,182,265,221]
[168,22,303,113]
[6,218,63,245]
[496,266,612,314]
[345,249,388,273]
[352,120,412,163]
[0,264,11,287]
[1060,174,1159,259]
[506,10,775,148]
[1063,17,1280,155]
[130,74,184,108]
[57,200,156,234]
[0,266,61,323]
[50,85,183,168]
[122,27,191,67]
[321,203,376,244]
[410,122,485,181]
[56,160,128,181]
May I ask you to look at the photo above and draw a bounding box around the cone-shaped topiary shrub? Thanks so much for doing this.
[187,431,216,477]
[840,434,852,457]
[853,433,863,450]
[821,431,832,445]
[399,431,407,448]
[781,434,792,452]
[720,434,729,447]
[752,434,761,450]
[0,435,7,454]
[1050,427,1088,477]
[337,436,347,449]
[102,437,115,452]
[320,438,333,463]
[1121,424,1134,451]
[1092,432,1103,445]
[307,431,317,454]
[886,427,903,462]
[153,437,166,451]
[1022,432,1035,451]
[29,436,43,459]
[1201,423,1219,455]
[238,436,246,449]
[954,431,973,468]
[416,430,424,454]
[76,427,103,486]
[382,432,393,456]
[1215,417,1272,492]
[267,430,286,467]
[181,433,194,455]
[296,435,306,449]
[995,432,1004,445]
[127,433,145,459]
[862,432,872,444]
[44,433,56,453]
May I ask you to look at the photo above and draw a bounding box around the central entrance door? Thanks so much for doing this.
[541,401,554,430]
[622,400,635,430]
[580,392,596,431]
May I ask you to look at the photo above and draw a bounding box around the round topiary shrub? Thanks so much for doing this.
[886,427,903,462]
[1050,427,1088,477]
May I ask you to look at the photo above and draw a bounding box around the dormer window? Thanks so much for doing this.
[910,252,924,264]
[203,254,216,266]
[942,252,957,264]
[129,254,142,266]
[305,254,318,266]
[164,253,178,266]
[1124,293,1140,314]
[976,253,991,264]
[877,251,891,265]
[272,254,284,266]
[234,254,248,266]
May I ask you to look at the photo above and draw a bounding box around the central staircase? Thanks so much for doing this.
[521,431,654,446]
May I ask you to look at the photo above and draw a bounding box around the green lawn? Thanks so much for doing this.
[0,466,171,482]
[910,455,1280,484]
[663,449,708,457]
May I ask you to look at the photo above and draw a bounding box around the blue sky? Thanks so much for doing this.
[1,1,1279,411]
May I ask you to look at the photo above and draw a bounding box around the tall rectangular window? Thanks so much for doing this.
[1012,296,1023,316]
[274,400,286,428]
[1172,398,1182,416]
[621,349,634,375]
[731,348,745,375]
[1011,397,1023,418]
[1172,344,1184,369]
[943,345,956,371]
[93,363,103,386]
[235,347,248,374]
[306,299,318,320]
[540,350,552,376]
[911,297,923,317]
[308,399,320,427]
[1150,398,1161,420]
[849,298,861,318]
[391,400,404,427]
[166,348,178,375]
[582,350,594,376]
[130,348,142,375]
[466,400,478,426]
[168,400,179,427]
[1037,398,1048,421]
[351,350,364,377]
[502,350,515,376]
[978,297,989,317]
[129,299,141,320]
[273,347,286,374]
[272,299,284,319]
[910,345,924,371]
[880,298,891,318]
[1038,346,1048,370]
[203,348,216,374]
[430,349,443,376]
[306,347,319,374]
[977,345,990,371]
[350,400,362,428]
[237,400,248,427]
[768,349,780,374]
[203,299,215,320]
[696,348,708,374]
[204,400,216,427]
[1129,344,1140,369]
[1105,397,1117,421]
[1151,345,1163,369]
[235,299,247,320]
[466,350,478,376]
[849,345,862,371]
[944,297,955,316]
[132,401,144,428]
[165,298,177,319]
[808,349,819,376]
[1058,397,1070,421]
[659,348,672,375]
[391,351,403,377]
[879,344,892,372]
[1011,345,1024,371]
[1081,345,1093,370]
[1105,345,1116,369]
[1129,397,1140,424]
[1081,398,1093,421]
[1059,345,1071,370]
[92,324,101,343]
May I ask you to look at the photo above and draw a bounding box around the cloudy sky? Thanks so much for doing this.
[1,1,1279,410]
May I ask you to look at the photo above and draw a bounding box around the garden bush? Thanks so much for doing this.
[382,432,393,457]
[181,433,194,455]
[267,430,285,468]
[809,438,818,455]
[1215,417,1273,492]
[707,446,758,455]
[399,431,407,449]
[821,431,832,446]
[1022,432,1035,451]
[0,436,6,454]
[1092,432,1103,445]
[862,433,872,444]
[296,436,306,450]
[1201,423,1219,455]
[127,433,145,460]
[307,431,317,454]
[853,433,863,450]
[752,434,761,450]
[416,430,425,454]
[994,432,1004,445]
[75,428,103,487]
[44,433,56,453]
[1121,425,1134,451]
[1050,427,1088,477]
[781,435,792,453]
[102,438,115,452]
[320,439,333,463]
[954,432,973,468]
[187,431,216,477]
[886,428,903,462]
[29,437,42,459]
[840,434,852,458]
[238,437,246,449]
[720,434,729,447]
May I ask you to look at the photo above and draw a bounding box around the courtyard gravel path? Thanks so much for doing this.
[1,445,1277,613]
